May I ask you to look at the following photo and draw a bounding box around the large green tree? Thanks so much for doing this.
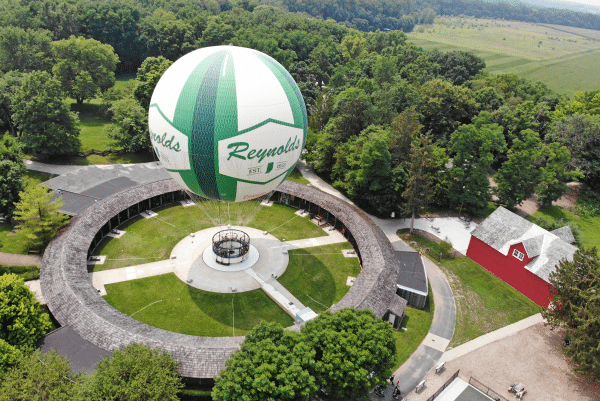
[139,9,196,61]
[12,70,80,159]
[543,247,600,381]
[133,56,173,110]
[76,343,183,401]
[105,97,150,153]
[12,184,69,250]
[447,113,506,214]
[0,71,26,136]
[0,26,54,73]
[0,274,52,348]
[403,132,437,232]
[494,129,543,208]
[213,321,318,401]
[0,349,81,400]
[52,35,119,104]
[0,134,26,217]
[536,142,583,208]
[301,308,396,400]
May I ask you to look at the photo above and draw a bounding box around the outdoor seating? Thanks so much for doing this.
[415,379,426,393]
[516,389,526,399]
[435,361,446,374]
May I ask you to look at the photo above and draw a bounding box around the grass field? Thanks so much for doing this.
[409,16,600,95]
[91,202,326,272]
[530,205,600,253]
[397,230,541,348]
[278,242,361,312]
[286,167,311,185]
[391,282,434,370]
[104,273,294,336]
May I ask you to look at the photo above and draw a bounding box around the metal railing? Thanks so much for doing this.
[426,369,460,401]
[469,377,509,401]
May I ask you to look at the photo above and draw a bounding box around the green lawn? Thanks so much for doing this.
[24,170,52,187]
[0,223,29,254]
[391,282,434,370]
[278,242,361,312]
[440,257,541,348]
[104,273,294,337]
[409,16,600,95]
[531,205,600,253]
[397,230,541,348]
[91,202,326,272]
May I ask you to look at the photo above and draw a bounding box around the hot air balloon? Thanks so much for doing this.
[149,45,308,203]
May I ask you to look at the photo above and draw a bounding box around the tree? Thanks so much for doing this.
[419,79,479,142]
[301,308,396,400]
[430,50,486,86]
[139,9,196,61]
[547,114,600,191]
[0,274,52,348]
[52,36,119,104]
[133,56,173,110]
[105,97,150,153]
[77,343,183,401]
[388,107,422,166]
[0,349,81,400]
[403,132,437,233]
[0,26,54,73]
[0,70,26,136]
[213,321,318,401]
[289,61,318,109]
[447,113,506,214]
[12,184,69,250]
[543,248,600,381]
[536,142,583,208]
[12,70,80,159]
[0,134,26,217]
[0,338,21,374]
[494,129,543,208]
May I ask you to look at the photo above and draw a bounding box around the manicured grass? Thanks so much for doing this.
[44,152,155,166]
[0,223,29,254]
[440,257,541,348]
[91,203,326,271]
[104,273,294,336]
[391,282,434,370]
[285,167,310,185]
[409,16,600,95]
[531,205,600,253]
[278,243,361,312]
[23,170,52,187]
[249,203,325,241]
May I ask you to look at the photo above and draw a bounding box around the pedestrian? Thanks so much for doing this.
[389,375,395,384]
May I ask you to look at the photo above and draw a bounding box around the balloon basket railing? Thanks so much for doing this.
[212,229,251,266]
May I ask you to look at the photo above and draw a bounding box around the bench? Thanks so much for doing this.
[435,361,446,374]
[415,379,426,393]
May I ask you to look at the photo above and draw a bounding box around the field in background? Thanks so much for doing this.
[409,16,600,95]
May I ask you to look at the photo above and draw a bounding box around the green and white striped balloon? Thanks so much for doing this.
[149,45,307,202]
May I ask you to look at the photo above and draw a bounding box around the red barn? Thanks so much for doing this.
[466,207,577,307]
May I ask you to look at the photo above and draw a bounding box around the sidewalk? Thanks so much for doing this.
[24,160,85,175]
[0,252,42,266]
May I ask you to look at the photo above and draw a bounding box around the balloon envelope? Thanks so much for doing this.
[149,45,308,202]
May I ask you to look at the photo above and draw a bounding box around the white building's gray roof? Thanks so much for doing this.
[551,226,576,244]
[470,207,578,282]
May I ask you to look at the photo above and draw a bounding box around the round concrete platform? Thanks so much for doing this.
[168,226,290,293]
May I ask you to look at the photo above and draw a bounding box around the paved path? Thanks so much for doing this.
[24,160,86,175]
[25,280,45,304]
[0,252,42,266]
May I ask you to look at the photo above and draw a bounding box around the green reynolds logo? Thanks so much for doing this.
[151,131,181,152]
[226,136,301,163]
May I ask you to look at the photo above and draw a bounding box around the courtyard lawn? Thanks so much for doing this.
[104,273,293,336]
[248,203,325,241]
[278,242,361,312]
[24,170,52,187]
[91,203,326,272]
[392,282,434,370]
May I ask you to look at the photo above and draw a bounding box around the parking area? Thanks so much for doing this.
[396,217,476,255]
[406,323,600,401]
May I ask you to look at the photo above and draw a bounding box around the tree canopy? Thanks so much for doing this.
[0,134,26,217]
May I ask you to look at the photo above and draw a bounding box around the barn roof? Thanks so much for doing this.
[471,207,578,282]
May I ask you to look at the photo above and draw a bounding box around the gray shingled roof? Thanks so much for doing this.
[551,226,576,244]
[395,251,428,294]
[387,295,408,317]
[43,163,171,215]
[42,178,416,378]
[471,206,578,282]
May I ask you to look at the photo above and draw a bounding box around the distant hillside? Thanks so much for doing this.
[276,0,600,32]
